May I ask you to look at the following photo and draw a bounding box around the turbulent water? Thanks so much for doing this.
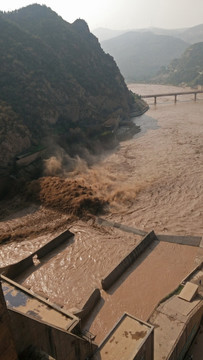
[0,84,202,342]
[104,84,203,236]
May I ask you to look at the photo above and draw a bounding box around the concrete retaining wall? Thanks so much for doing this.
[16,149,45,168]
[156,234,202,247]
[97,218,202,247]
[0,229,73,280]
[1,275,78,329]
[167,302,203,360]
[0,282,18,360]
[97,217,147,236]
[8,308,97,360]
[181,261,203,285]
[101,231,157,290]
[76,288,101,321]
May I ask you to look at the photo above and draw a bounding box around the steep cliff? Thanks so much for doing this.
[0,4,143,177]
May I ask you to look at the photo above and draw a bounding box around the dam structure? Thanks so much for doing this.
[0,223,202,360]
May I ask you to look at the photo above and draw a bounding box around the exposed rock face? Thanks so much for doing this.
[0,4,143,178]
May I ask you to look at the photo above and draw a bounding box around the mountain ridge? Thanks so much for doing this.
[0,4,146,181]
[101,31,189,82]
[93,23,203,43]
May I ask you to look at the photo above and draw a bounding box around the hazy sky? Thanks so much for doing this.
[1,0,203,31]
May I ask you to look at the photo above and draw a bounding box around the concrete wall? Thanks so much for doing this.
[145,330,154,360]
[156,234,202,247]
[101,231,157,290]
[0,229,73,280]
[8,308,97,360]
[96,313,154,360]
[167,303,203,360]
[0,283,18,360]
[16,150,44,167]
[97,217,147,236]
[134,331,154,360]
[76,288,101,321]
[181,262,203,285]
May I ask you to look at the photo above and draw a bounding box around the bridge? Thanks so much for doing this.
[142,90,203,104]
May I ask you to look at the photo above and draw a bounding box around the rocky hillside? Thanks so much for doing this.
[101,31,188,82]
[154,42,203,86]
[0,4,144,177]
[178,24,203,44]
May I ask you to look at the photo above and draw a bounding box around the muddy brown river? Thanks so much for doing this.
[0,84,202,343]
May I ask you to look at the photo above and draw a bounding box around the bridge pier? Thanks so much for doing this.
[142,90,203,104]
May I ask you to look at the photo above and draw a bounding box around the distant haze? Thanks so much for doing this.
[1,0,203,31]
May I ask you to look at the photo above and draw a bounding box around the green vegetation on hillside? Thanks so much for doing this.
[0,4,144,174]
[154,42,203,86]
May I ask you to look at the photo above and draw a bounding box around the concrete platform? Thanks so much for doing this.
[93,313,153,360]
[149,266,203,360]
[2,278,78,332]
[178,282,199,302]
[149,295,202,360]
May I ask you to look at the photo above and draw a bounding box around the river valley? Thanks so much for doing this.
[0,84,202,344]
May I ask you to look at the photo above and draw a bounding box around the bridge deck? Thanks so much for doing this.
[142,90,203,98]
